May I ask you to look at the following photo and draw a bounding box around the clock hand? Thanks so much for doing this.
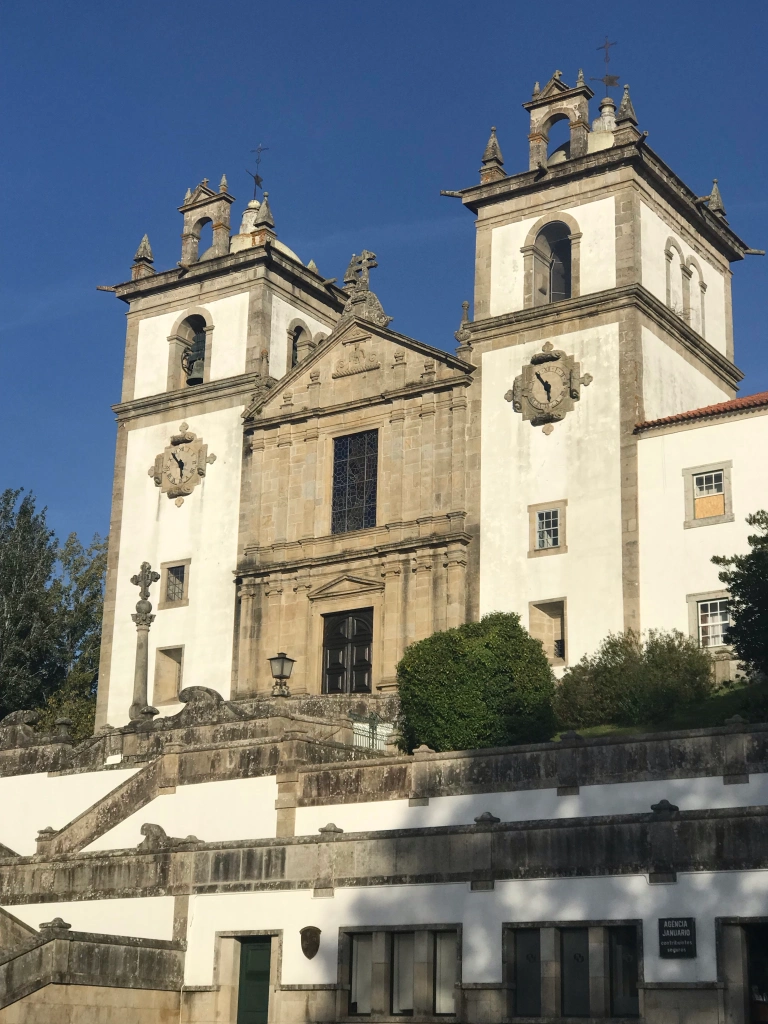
[172,452,185,473]
[535,371,552,402]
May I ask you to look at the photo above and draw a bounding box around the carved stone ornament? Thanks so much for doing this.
[300,926,321,960]
[504,342,593,431]
[148,423,217,506]
[332,337,381,378]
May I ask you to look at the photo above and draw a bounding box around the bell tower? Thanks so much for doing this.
[454,68,756,663]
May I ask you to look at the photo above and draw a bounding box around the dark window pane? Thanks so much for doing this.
[166,565,185,603]
[514,929,541,1017]
[331,430,378,535]
[609,927,639,1017]
[561,929,590,1017]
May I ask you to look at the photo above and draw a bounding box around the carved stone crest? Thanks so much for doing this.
[332,337,381,378]
[148,423,217,506]
[504,342,592,432]
[300,926,321,960]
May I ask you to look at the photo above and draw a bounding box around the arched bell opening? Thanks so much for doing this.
[180,315,208,386]
[534,222,572,305]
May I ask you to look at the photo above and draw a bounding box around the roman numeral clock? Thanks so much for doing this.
[505,342,593,434]
[148,422,217,506]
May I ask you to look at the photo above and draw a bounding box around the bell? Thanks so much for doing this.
[186,359,204,386]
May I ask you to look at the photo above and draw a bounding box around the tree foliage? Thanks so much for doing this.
[396,612,556,753]
[554,629,713,729]
[0,489,107,739]
[713,510,768,678]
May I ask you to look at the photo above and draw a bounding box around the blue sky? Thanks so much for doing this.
[1,1,766,544]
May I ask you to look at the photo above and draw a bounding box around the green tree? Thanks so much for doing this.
[555,629,713,729]
[0,489,107,739]
[396,612,556,753]
[713,510,768,678]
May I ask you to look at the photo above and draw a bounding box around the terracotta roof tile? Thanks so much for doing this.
[635,391,768,433]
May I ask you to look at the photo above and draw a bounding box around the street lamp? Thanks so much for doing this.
[268,652,295,697]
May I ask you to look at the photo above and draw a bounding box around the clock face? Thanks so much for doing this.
[164,443,197,486]
[528,365,567,411]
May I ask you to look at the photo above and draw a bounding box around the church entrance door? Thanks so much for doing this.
[322,609,373,693]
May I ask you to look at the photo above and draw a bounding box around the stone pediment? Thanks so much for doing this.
[245,317,474,423]
[308,573,384,602]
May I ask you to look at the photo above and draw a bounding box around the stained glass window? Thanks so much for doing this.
[331,430,378,534]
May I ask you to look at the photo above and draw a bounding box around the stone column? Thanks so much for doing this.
[236,579,259,696]
[445,541,467,629]
[381,556,404,686]
[129,562,160,721]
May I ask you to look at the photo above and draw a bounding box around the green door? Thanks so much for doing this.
[238,938,272,1024]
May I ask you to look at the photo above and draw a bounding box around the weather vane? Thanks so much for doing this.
[246,143,269,200]
[591,36,619,95]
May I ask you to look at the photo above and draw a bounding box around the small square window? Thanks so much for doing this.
[682,462,733,529]
[536,509,560,549]
[698,599,731,648]
[158,559,191,609]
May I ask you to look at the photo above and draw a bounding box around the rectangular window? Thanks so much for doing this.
[698,598,731,648]
[166,564,186,603]
[561,928,590,1017]
[391,932,415,1015]
[513,928,541,1017]
[536,509,560,549]
[350,934,373,1016]
[694,470,725,519]
[609,927,639,1017]
[323,609,373,694]
[153,646,183,704]
[529,600,566,665]
[434,932,457,1015]
[331,430,378,534]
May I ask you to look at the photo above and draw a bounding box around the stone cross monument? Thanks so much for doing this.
[129,562,160,720]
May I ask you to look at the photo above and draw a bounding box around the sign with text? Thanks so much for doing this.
[658,918,696,958]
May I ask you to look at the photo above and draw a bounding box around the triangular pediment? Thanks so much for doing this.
[244,316,474,422]
[308,573,384,601]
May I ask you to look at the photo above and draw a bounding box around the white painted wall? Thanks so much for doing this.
[488,198,616,317]
[183,871,768,987]
[639,202,728,353]
[107,407,244,725]
[2,896,174,941]
[132,292,250,400]
[641,328,729,423]
[295,773,768,836]
[480,325,624,662]
[638,411,768,634]
[269,294,332,381]
[0,768,138,855]
[84,776,278,851]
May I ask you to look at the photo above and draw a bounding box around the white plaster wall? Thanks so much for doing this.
[480,325,624,662]
[641,328,729,423]
[2,897,174,941]
[295,774,768,836]
[638,412,768,634]
[183,871,768,986]
[639,202,728,353]
[107,407,244,725]
[0,768,138,855]
[488,216,538,317]
[84,776,278,851]
[488,198,615,317]
[132,292,250,399]
[269,294,332,381]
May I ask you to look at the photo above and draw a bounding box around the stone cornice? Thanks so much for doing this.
[467,283,744,391]
[112,373,265,422]
[239,523,471,576]
[458,142,751,262]
[112,244,348,309]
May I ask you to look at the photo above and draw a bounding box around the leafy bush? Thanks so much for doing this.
[555,629,714,729]
[397,612,556,753]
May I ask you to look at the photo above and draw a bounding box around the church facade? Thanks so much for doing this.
[1,70,768,1024]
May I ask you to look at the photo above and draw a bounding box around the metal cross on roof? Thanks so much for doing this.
[246,143,269,199]
[591,36,620,95]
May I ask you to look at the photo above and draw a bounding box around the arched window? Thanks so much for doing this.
[534,222,572,305]
[180,315,207,386]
